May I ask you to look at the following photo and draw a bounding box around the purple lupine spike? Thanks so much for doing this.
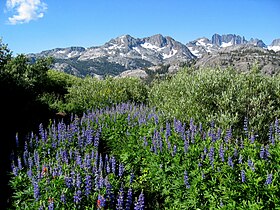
[85,175,92,196]
[130,173,134,184]
[248,159,255,171]
[219,144,225,162]
[99,174,104,189]
[119,163,125,177]
[225,127,232,143]
[97,194,106,208]
[217,128,222,141]
[76,173,82,189]
[48,199,54,210]
[65,176,73,188]
[33,180,40,201]
[228,156,234,169]
[166,122,171,140]
[76,153,82,167]
[250,131,255,144]
[172,145,177,156]
[116,187,124,210]
[73,190,82,204]
[265,173,273,185]
[17,157,23,170]
[209,146,215,167]
[244,117,248,137]
[233,148,238,157]
[27,168,32,179]
[238,155,243,164]
[99,154,103,173]
[111,156,116,174]
[241,169,246,183]
[184,171,190,189]
[15,133,19,148]
[105,177,114,206]
[260,146,265,159]
[94,172,100,190]
[134,190,145,210]
[143,136,148,147]
[125,188,133,210]
[61,193,66,204]
[11,162,18,176]
[94,130,100,148]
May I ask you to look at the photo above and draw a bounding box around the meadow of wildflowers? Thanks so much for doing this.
[9,102,280,209]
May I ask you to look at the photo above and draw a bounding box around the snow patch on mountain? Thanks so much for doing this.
[221,42,233,48]
[268,46,280,52]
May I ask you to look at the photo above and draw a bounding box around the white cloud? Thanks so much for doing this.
[6,0,47,24]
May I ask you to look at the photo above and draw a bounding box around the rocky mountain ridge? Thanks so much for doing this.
[29,33,280,77]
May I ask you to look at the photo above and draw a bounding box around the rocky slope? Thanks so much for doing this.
[29,34,280,77]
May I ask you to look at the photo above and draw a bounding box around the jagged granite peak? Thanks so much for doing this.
[29,46,86,59]
[211,33,247,47]
[270,39,280,46]
[248,38,267,48]
[104,34,140,49]
[268,38,280,52]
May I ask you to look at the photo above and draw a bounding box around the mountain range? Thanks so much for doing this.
[29,34,280,78]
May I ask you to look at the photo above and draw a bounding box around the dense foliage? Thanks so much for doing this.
[149,66,280,140]
[61,76,148,115]
[10,103,280,209]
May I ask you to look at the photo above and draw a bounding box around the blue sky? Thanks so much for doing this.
[1,0,280,55]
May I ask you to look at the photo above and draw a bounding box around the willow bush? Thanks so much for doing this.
[62,76,148,115]
[149,67,280,141]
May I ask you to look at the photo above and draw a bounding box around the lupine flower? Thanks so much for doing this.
[33,180,40,201]
[228,156,234,168]
[125,188,133,210]
[225,127,232,143]
[241,169,246,183]
[60,193,66,204]
[116,187,124,210]
[134,190,145,210]
[260,146,265,159]
[244,117,248,136]
[130,173,134,184]
[119,163,125,177]
[48,198,54,210]
[248,159,255,171]
[17,157,22,170]
[209,146,215,167]
[238,155,243,164]
[250,132,255,144]
[111,156,116,174]
[265,173,273,185]
[73,190,82,204]
[11,162,18,176]
[76,173,82,189]
[233,148,238,157]
[97,194,106,209]
[184,171,190,189]
[173,145,177,156]
[15,133,19,148]
[219,144,225,162]
[27,168,32,179]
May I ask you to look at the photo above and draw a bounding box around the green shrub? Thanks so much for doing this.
[63,76,148,115]
[149,67,280,140]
